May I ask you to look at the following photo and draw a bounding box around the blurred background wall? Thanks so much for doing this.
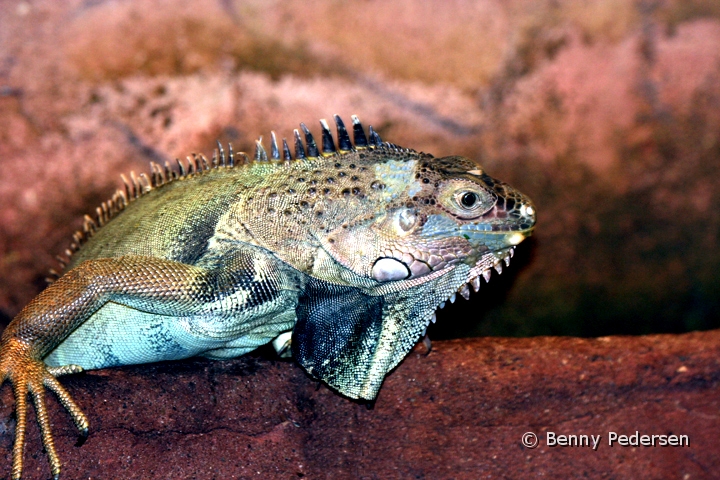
[1,0,719,338]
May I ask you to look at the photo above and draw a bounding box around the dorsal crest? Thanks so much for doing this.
[48,115,414,282]
[251,114,409,163]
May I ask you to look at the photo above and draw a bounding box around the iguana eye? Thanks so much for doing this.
[450,188,494,219]
[460,192,479,209]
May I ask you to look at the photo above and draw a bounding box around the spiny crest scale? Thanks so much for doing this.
[351,115,368,148]
[270,132,280,160]
[255,137,268,162]
[320,119,336,155]
[293,129,306,159]
[300,123,319,157]
[282,138,292,162]
[334,114,352,151]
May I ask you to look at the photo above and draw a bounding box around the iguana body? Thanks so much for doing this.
[0,115,536,479]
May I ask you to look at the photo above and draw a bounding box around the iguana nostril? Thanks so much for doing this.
[371,257,411,282]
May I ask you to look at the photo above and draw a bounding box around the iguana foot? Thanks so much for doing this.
[0,338,88,480]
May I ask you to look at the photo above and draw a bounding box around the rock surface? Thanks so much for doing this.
[1,331,718,479]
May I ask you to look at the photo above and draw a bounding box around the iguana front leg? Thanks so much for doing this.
[0,255,255,479]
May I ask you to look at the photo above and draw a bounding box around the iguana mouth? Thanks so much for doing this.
[420,245,517,337]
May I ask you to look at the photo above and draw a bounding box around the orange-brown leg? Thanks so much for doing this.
[44,374,89,440]
[10,379,28,480]
[30,385,61,479]
[1,338,88,479]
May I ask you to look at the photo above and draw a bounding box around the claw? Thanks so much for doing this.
[75,427,89,447]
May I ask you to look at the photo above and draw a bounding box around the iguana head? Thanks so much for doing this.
[319,151,535,289]
[247,116,535,401]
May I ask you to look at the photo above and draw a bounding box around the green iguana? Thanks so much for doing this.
[0,115,536,479]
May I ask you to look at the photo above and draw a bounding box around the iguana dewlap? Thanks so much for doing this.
[0,115,536,479]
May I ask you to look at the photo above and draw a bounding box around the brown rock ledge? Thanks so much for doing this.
[1,331,718,479]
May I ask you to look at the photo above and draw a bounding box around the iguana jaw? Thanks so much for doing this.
[414,213,535,334]
[416,244,518,337]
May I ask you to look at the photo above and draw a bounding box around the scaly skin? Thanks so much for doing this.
[0,115,536,478]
